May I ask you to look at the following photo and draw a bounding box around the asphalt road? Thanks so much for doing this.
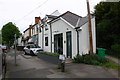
[0,49,2,79]
[5,49,119,79]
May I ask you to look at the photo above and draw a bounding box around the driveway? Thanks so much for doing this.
[5,49,119,79]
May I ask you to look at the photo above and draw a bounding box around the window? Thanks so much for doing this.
[45,37,48,46]
[37,26,38,33]
[45,25,48,31]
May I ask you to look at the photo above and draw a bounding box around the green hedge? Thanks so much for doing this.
[38,51,59,57]
[105,44,120,59]
[72,54,108,65]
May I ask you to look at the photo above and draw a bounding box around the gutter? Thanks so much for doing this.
[75,18,81,55]
[76,29,79,55]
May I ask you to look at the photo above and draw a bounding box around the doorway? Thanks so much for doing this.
[66,31,72,58]
[54,33,63,54]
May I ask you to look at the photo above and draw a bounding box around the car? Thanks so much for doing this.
[0,45,7,53]
[23,44,43,55]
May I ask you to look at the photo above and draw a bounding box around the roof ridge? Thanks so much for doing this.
[75,18,81,27]
[65,11,82,18]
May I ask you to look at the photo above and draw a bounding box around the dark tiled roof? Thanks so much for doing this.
[61,11,82,27]
[46,15,58,19]
[50,11,94,29]
[77,16,88,28]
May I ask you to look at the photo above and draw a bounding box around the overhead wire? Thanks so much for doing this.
[16,0,49,23]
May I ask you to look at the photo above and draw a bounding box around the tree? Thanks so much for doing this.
[95,2,120,58]
[1,22,20,47]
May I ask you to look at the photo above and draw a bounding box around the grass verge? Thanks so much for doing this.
[101,59,120,71]
[73,54,120,71]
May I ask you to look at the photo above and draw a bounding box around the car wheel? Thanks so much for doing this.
[24,51,27,55]
[30,51,34,55]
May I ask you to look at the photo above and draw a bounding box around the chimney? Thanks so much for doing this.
[35,17,41,24]
[29,25,32,37]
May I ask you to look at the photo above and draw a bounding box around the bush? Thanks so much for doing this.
[73,54,108,65]
[72,55,84,63]
[38,51,59,57]
[111,44,120,57]
[106,44,120,59]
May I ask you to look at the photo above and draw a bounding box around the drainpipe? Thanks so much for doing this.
[42,25,44,50]
[76,29,79,55]
[50,23,52,53]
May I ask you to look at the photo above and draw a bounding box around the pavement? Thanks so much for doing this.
[106,55,120,65]
[4,49,120,79]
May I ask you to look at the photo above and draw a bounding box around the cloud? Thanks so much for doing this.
[0,0,102,32]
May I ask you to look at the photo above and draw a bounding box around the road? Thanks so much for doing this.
[5,49,119,79]
[0,51,2,79]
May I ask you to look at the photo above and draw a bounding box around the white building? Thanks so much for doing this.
[22,27,31,46]
[38,11,96,59]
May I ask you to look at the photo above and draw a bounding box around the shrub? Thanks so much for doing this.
[72,55,84,63]
[38,51,59,57]
[111,44,120,54]
[73,54,108,65]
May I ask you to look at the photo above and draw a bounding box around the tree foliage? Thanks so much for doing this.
[1,22,20,47]
[95,2,120,58]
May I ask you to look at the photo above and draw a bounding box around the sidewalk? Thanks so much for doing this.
[5,49,119,79]
[106,55,120,65]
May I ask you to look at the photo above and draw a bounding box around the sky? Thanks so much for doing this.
[0,0,103,33]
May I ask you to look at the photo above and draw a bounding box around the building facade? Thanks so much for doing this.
[38,11,96,58]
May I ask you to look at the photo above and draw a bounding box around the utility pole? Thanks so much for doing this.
[14,34,17,65]
[86,0,93,54]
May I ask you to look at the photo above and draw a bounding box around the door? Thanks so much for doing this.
[66,31,72,58]
[54,33,63,54]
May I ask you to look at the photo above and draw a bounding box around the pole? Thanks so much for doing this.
[14,34,17,65]
[86,0,93,54]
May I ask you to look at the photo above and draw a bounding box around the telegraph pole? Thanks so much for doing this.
[86,0,93,54]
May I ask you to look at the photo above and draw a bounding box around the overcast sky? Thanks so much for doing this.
[0,0,103,33]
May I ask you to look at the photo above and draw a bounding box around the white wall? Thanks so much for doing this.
[38,17,96,58]
[78,17,96,55]
[24,30,29,38]
[17,36,22,46]
[91,17,96,53]
[79,23,89,55]
[51,18,77,58]
[43,24,51,52]
[38,32,42,48]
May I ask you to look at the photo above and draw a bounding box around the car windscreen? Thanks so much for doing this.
[29,45,40,48]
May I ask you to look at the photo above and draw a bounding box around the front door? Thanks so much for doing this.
[54,33,63,54]
[66,31,72,58]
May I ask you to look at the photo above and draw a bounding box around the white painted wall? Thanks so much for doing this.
[51,18,77,58]
[79,23,89,55]
[17,36,22,46]
[38,32,42,48]
[24,29,29,38]
[91,17,96,53]
[78,17,96,55]
[43,24,51,52]
[38,16,96,59]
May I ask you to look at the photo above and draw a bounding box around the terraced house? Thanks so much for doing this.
[38,11,96,59]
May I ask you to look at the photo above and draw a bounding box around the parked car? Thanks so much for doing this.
[23,44,43,55]
[0,45,7,53]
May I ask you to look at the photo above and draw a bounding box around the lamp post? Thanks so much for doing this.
[14,34,17,65]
